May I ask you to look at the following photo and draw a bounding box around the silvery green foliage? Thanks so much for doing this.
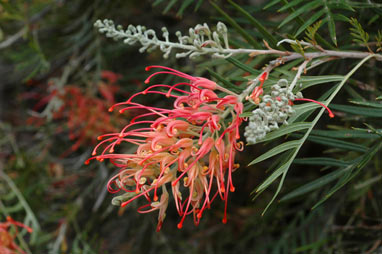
[94,19,231,59]
[244,79,303,144]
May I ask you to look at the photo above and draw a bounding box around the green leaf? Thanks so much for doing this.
[153,0,164,6]
[0,171,41,243]
[330,104,382,117]
[297,75,343,91]
[210,1,261,48]
[332,13,350,22]
[324,4,337,45]
[227,0,278,47]
[311,129,380,139]
[278,0,306,12]
[206,68,242,93]
[349,100,382,108]
[226,57,260,75]
[344,85,366,101]
[257,55,374,214]
[328,1,354,12]
[264,0,282,9]
[294,239,329,252]
[177,0,194,17]
[354,175,382,190]
[195,0,203,11]
[279,0,321,28]
[376,30,382,51]
[240,112,255,117]
[368,14,380,25]
[248,140,301,165]
[256,161,291,192]
[261,169,288,216]
[280,167,349,202]
[362,123,382,137]
[293,157,350,167]
[2,202,24,213]
[349,17,371,51]
[163,0,177,14]
[305,135,368,152]
[288,103,321,123]
[312,141,382,209]
[295,10,325,37]
[259,122,311,142]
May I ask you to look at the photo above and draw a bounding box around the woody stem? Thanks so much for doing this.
[289,59,310,91]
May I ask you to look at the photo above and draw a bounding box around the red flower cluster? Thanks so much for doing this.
[87,66,244,230]
[26,71,126,156]
[0,217,32,254]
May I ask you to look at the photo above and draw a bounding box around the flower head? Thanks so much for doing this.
[0,216,33,254]
[87,66,244,230]
[26,70,125,157]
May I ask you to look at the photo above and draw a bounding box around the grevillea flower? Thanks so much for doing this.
[26,71,126,156]
[0,216,33,254]
[86,66,244,231]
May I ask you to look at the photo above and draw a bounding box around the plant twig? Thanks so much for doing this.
[289,59,310,91]
[95,19,382,61]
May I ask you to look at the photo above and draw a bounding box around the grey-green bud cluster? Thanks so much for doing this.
[94,19,231,59]
[244,79,303,144]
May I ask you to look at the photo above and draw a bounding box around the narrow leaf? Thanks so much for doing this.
[257,55,374,214]
[330,104,382,117]
[288,103,321,123]
[264,0,282,9]
[305,135,368,152]
[210,1,261,48]
[349,100,382,108]
[280,167,348,202]
[195,0,203,11]
[298,75,343,91]
[248,140,301,165]
[279,0,321,28]
[177,0,194,17]
[311,129,380,139]
[259,122,311,142]
[207,68,242,93]
[228,0,278,47]
[326,9,337,45]
[240,112,255,117]
[312,141,382,209]
[262,170,288,215]
[295,9,325,37]
[323,0,337,45]
[278,0,306,12]
[293,157,350,167]
[226,57,260,75]
[257,161,291,192]
[163,0,177,14]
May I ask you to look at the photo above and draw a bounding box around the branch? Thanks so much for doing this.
[289,59,310,91]
[0,27,27,49]
[95,19,382,62]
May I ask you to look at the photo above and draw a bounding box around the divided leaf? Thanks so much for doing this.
[376,30,382,52]
[304,20,323,45]
[349,17,372,52]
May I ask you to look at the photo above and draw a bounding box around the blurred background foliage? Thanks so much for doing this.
[0,0,381,253]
